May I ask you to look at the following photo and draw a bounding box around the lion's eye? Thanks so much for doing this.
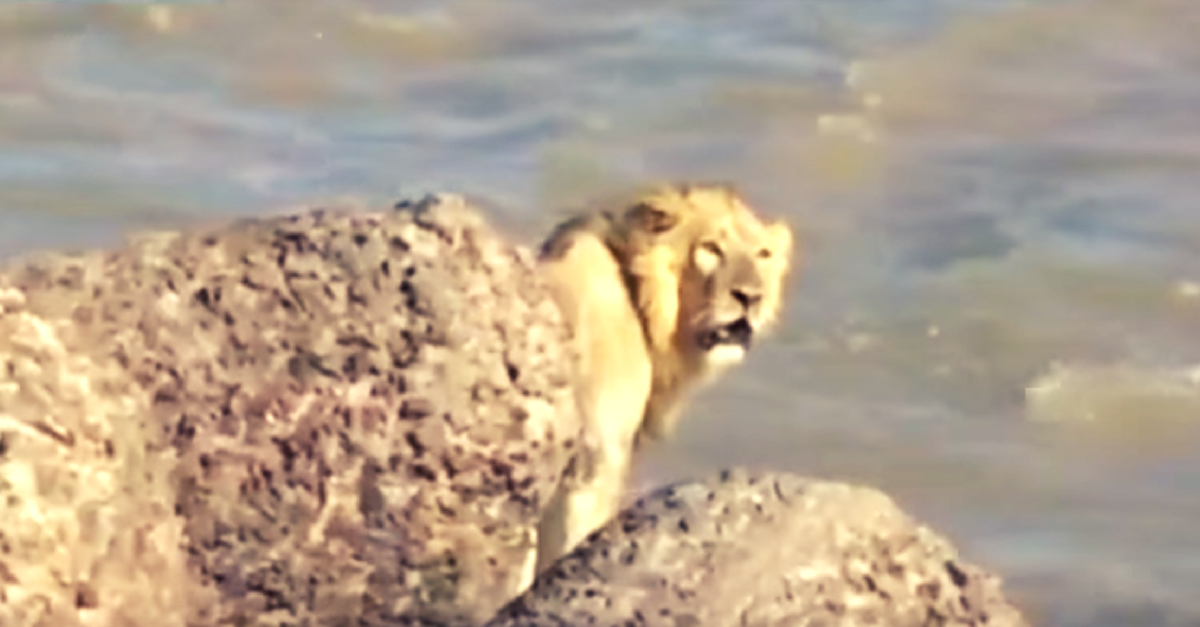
[757,248,773,260]
[694,241,724,272]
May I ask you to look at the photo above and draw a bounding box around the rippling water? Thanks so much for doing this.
[4,1,1200,624]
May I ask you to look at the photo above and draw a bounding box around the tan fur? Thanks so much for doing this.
[532,183,795,576]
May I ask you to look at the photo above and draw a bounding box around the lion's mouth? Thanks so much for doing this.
[699,318,754,352]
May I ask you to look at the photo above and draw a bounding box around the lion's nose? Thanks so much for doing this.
[732,287,762,310]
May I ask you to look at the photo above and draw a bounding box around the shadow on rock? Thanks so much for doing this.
[0,194,582,626]
[491,467,1031,627]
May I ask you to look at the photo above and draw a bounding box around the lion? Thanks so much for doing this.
[531,183,796,577]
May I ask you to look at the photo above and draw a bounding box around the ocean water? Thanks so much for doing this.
[3,1,1200,624]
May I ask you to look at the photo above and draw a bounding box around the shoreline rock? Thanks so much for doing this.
[0,195,582,626]
[0,192,1032,627]
[489,467,1031,627]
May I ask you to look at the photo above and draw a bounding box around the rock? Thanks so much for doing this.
[0,194,582,626]
[0,285,190,627]
[488,467,1032,627]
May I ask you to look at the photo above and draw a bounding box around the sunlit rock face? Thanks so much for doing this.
[0,194,582,627]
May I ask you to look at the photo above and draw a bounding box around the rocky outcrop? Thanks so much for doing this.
[0,195,582,627]
[489,467,1031,627]
[0,191,1034,627]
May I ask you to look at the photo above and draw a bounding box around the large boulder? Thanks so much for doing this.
[0,194,583,626]
[488,467,1031,627]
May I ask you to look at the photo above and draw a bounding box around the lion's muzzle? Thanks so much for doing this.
[699,317,754,352]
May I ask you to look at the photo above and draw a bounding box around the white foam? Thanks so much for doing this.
[1025,361,1200,425]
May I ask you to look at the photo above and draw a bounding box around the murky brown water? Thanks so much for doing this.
[3,1,1200,624]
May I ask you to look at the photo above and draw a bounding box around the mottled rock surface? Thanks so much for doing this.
[489,468,1031,627]
[0,285,190,627]
[0,194,582,627]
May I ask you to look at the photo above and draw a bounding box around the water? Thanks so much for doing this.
[3,1,1200,624]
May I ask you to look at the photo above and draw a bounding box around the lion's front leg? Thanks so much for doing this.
[532,348,650,580]
[533,410,640,578]
[533,451,628,570]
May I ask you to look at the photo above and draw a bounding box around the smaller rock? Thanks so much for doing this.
[490,467,1031,627]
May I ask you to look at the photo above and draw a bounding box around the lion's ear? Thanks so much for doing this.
[626,201,680,235]
[766,220,794,259]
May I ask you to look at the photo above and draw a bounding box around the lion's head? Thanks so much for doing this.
[610,184,795,375]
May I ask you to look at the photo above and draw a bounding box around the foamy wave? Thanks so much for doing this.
[1025,361,1200,424]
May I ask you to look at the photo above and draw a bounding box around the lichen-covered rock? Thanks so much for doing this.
[0,194,582,626]
[489,468,1031,627]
